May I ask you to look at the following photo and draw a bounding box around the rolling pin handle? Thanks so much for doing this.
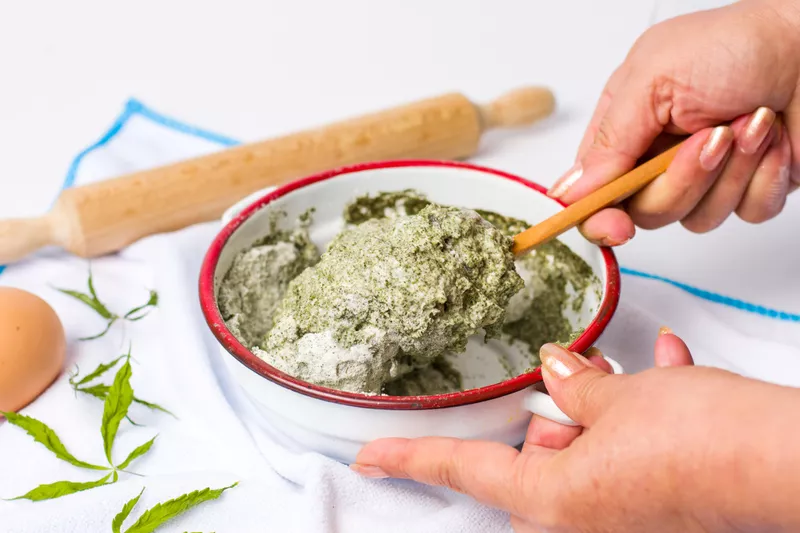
[477,86,556,130]
[0,214,60,264]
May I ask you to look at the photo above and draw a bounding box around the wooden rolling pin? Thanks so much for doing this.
[0,86,555,264]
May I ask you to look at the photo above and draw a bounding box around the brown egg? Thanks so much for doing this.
[0,287,66,413]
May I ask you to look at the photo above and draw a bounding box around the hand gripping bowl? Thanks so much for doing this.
[199,160,622,464]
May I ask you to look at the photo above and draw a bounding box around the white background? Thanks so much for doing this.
[1,0,797,318]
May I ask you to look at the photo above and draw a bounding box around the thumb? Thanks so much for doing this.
[548,79,665,204]
[539,343,626,427]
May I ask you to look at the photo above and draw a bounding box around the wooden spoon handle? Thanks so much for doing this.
[512,141,683,256]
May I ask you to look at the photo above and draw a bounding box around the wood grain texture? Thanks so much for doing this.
[0,87,554,263]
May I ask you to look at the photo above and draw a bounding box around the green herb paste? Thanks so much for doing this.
[343,191,598,362]
[217,211,319,348]
[217,190,599,397]
[258,203,523,394]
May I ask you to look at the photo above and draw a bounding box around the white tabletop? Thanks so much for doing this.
[1,0,798,321]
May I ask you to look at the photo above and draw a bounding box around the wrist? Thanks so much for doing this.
[698,377,800,531]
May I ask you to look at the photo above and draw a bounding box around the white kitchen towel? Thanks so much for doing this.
[0,97,798,533]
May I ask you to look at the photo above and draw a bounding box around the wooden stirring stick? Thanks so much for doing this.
[512,141,684,256]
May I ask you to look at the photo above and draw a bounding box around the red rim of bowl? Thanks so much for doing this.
[199,160,621,410]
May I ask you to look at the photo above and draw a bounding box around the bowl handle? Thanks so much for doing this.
[523,356,625,426]
[222,186,278,224]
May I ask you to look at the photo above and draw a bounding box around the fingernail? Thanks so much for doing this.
[548,163,583,199]
[699,126,734,171]
[658,326,673,336]
[350,464,390,478]
[584,346,604,358]
[540,343,590,379]
[601,236,630,247]
[740,107,776,155]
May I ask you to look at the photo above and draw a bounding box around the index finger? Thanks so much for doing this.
[575,64,630,162]
[353,437,553,516]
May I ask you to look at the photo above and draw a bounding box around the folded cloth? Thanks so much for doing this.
[0,96,798,533]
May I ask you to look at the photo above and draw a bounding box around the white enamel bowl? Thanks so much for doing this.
[199,160,621,464]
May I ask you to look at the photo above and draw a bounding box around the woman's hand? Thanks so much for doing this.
[352,333,800,532]
[552,0,800,246]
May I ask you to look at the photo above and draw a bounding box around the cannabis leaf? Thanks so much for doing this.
[78,383,112,400]
[124,291,159,321]
[130,397,175,418]
[54,269,159,340]
[114,483,238,533]
[7,474,114,502]
[2,349,157,502]
[101,356,135,465]
[1,406,156,502]
[117,436,157,471]
[0,412,107,471]
[70,356,126,388]
[70,357,175,418]
[113,488,145,533]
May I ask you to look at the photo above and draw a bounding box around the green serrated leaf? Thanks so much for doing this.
[55,286,115,321]
[122,483,237,533]
[71,356,125,387]
[126,312,153,322]
[87,269,99,300]
[124,290,159,321]
[101,359,134,465]
[7,473,113,502]
[79,317,117,341]
[78,383,110,399]
[133,397,176,418]
[78,385,173,419]
[116,436,157,471]
[113,488,145,533]
[1,411,108,471]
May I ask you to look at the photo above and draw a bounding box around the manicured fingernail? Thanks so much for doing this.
[583,347,606,366]
[540,343,590,379]
[548,163,583,199]
[740,107,776,155]
[658,326,673,336]
[699,126,734,171]
[350,464,389,478]
[601,236,630,247]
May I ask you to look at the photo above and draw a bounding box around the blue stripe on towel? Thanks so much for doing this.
[620,267,800,322]
[127,98,241,147]
[2,99,797,323]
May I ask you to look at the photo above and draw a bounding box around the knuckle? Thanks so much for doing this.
[428,441,465,493]
[648,75,677,127]
[510,454,539,518]
[737,168,791,223]
[629,211,670,230]
[737,196,785,223]
[736,205,765,223]
[592,116,621,153]
[568,375,604,421]
[680,214,723,234]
